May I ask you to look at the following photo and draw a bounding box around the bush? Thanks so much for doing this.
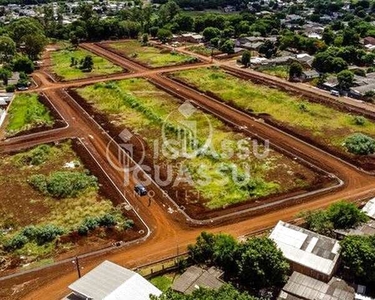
[4,234,28,251]
[29,171,98,198]
[353,116,366,126]
[5,85,15,92]
[98,213,117,227]
[12,144,52,166]
[344,133,375,155]
[121,219,134,230]
[34,224,64,245]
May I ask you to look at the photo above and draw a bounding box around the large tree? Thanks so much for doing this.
[241,50,251,67]
[289,61,303,80]
[21,33,48,60]
[0,36,16,63]
[340,235,375,283]
[337,70,354,91]
[237,237,289,289]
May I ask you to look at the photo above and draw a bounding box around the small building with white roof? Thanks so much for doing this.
[65,260,162,300]
[269,221,341,282]
[362,198,375,219]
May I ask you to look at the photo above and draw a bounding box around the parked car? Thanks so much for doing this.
[134,184,147,196]
[331,90,340,97]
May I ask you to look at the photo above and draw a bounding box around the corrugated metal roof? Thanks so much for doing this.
[362,198,375,219]
[269,221,341,276]
[68,260,161,300]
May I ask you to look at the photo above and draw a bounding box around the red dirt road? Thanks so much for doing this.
[1,43,375,299]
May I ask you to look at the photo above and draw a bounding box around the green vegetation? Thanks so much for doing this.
[106,40,196,68]
[344,133,375,155]
[151,284,260,300]
[257,65,290,80]
[150,275,175,292]
[29,171,98,198]
[188,232,289,290]
[171,67,375,156]
[301,200,369,236]
[6,93,54,136]
[0,141,133,266]
[76,78,315,209]
[186,45,220,57]
[340,235,375,284]
[50,48,122,81]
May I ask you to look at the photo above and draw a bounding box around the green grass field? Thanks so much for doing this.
[170,67,375,152]
[50,48,122,81]
[186,45,220,57]
[76,78,317,209]
[106,40,196,68]
[257,65,290,80]
[6,93,54,136]
[0,141,131,266]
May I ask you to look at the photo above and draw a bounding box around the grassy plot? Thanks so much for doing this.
[6,93,54,136]
[76,78,317,209]
[105,40,197,68]
[170,67,375,153]
[256,65,290,80]
[50,48,122,81]
[0,141,133,268]
[186,45,220,57]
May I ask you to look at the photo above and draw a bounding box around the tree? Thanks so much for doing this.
[79,56,94,72]
[9,17,44,45]
[141,33,149,45]
[344,133,375,155]
[322,29,335,45]
[340,235,375,283]
[212,234,238,274]
[0,36,16,63]
[203,27,220,42]
[337,70,354,91]
[13,56,34,74]
[302,210,334,236]
[157,28,172,43]
[289,62,303,80]
[188,231,216,264]
[220,40,235,54]
[327,201,368,229]
[237,237,289,289]
[21,33,48,60]
[0,67,12,85]
[241,50,251,67]
[150,26,159,38]
[158,0,180,25]
[151,284,260,300]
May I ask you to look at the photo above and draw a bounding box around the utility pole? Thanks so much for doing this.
[73,256,81,278]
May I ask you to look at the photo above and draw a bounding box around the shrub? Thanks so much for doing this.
[29,171,98,198]
[121,219,134,230]
[344,133,375,155]
[34,224,64,245]
[353,116,366,126]
[12,144,52,166]
[327,201,368,229]
[5,85,15,92]
[4,234,28,251]
[98,213,117,227]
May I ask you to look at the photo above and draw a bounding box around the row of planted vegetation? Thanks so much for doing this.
[74,78,320,212]
[170,67,375,168]
[0,141,134,269]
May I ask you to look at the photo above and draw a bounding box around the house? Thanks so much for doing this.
[322,76,339,91]
[350,84,375,98]
[64,260,162,300]
[172,266,224,295]
[269,221,341,282]
[300,70,320,82]
[362,197,375,219]
[277,272,355,300]
[177,33,203,44]
[364,37,375,46]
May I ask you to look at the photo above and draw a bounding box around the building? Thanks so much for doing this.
[300,70,320,82]
[65,260,162,300]
[362,197,375,219]
[269,221,341,282]
[278,272,355,300]
[172,266,224,295]
[364,37,375,46]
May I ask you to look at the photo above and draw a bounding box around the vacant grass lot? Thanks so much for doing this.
[50,48,122,81]
[186,45,220,57]
[0,141,130,268]
[170,67,375,152]
[6,93,54,136]
[256,65,290,80]
[76,78,317,209]
[105,40,196,68]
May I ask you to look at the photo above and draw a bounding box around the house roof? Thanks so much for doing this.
[351,83,375,95]
[172,266,224,295]
[362,198,375,219]
[278,272,355,300]
[269,221,341,277]
[68,260,161,300]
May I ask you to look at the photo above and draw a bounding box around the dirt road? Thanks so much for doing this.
[1,42,375,300]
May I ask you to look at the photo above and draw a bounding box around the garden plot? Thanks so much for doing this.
[101,40,198,68]
[0,140,141,272]
[71,78,329,218]
[169,67,375,171]
[50,47,123,81]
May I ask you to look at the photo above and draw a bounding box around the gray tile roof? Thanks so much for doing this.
[278,272,355,300]
[172,266,224,295]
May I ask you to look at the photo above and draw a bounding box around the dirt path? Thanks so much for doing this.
[1,42,375,300]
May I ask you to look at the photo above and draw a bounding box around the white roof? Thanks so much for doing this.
[362,198,375,219]
[269,221,341,276]
[68,260,162,300]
